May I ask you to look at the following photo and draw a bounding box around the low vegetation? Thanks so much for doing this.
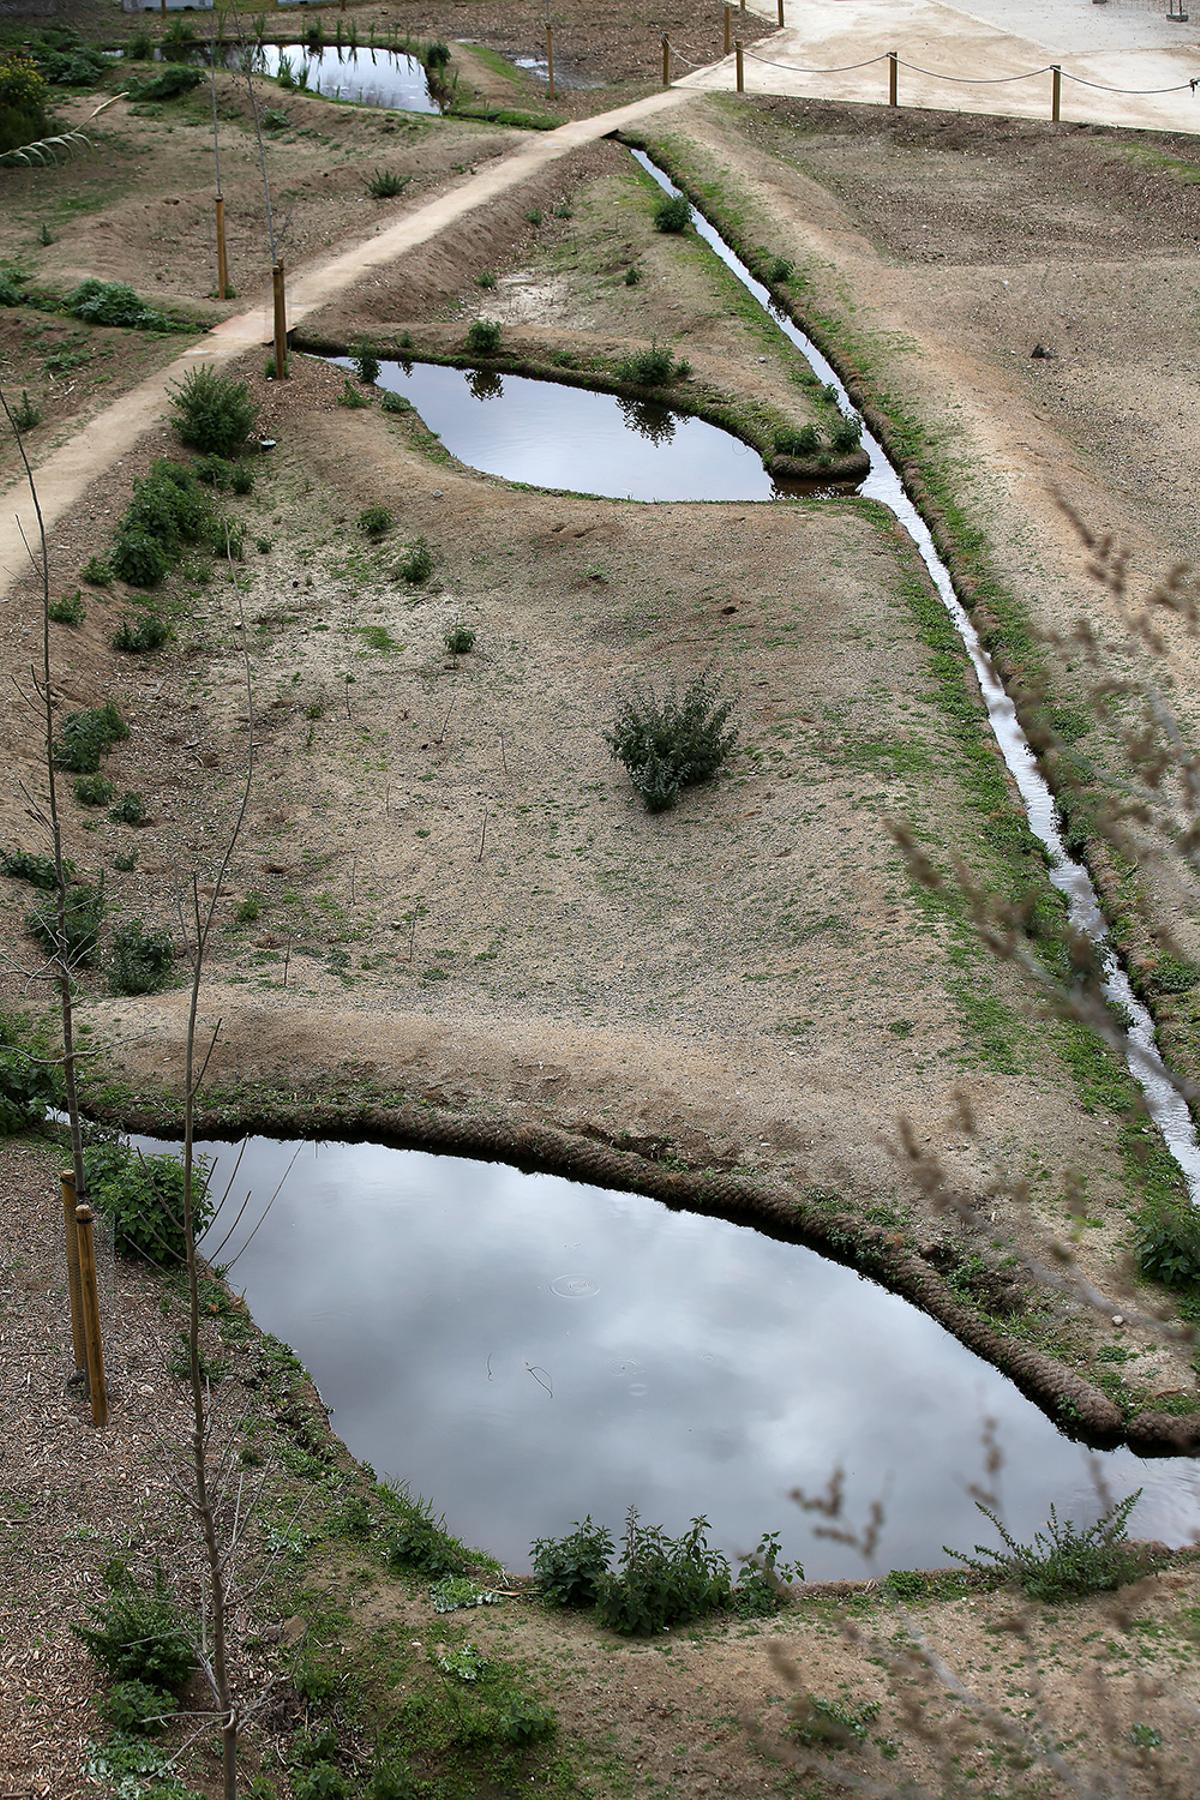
[947,1491,1149,1601]
[82,1139,211,1267]
[606,672,738,812]
[170,368,258,459]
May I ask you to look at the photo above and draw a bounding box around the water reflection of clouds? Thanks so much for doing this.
[141,1134,1200,1577]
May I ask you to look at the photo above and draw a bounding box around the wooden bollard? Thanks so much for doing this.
[75,1203,108,1428]
[61,1170,85,1377]
[661,33,670,86]
[1051,63,1062,120]
[888,49,898,106]
[723,4,732,55]
[546,21,555,99]
[215,194,228,301]
[272,261,287,379]
[735,38,744,92]
[777,0,785,25]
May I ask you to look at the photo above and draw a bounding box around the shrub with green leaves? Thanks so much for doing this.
[113,612,168,654]
[366,168,408,199]
[137,63,202,101]
[1135,1200,1200,1289]
[358,504,393,538]
[81,554,112,587]
[790,1695,880,1751]
[425,40,452,71]
[765,254,794,284]
[385,1505,468,1578]
[352,345,381,385]
[653,193,689,234]
[337,377,370,410]
[295,1766,348,1800]
[195,453,236,489]
[65,279,170,331]
[170,366,258,457]
[733,1531,801,1616]
[443,620,475,655]
[466,318,501,355]
[109,920,173,995]
[0,51,48,154]
[26,880,104,966]
[615,341,685,387]
[96,1679,173,1736]
[11,389,40,431]
[946,1491,1146,1602]
[531,1516,614,1608]
[110,791,148,827]
[110,531,170,588]
[110,459,216,588]
[774,423,822,457]
[0,1009,60,1135]
[396,537,433,584]
[83,1139,211,1267]
[53,701,128,773]
[595,1509,731,1636]
[0,847,60,887]
[75,773,113,808]
[831,413,863,453]
[380,390,411,417]
[606,672,737,812]
[74,1564,196,1692]
[49,587,85,626]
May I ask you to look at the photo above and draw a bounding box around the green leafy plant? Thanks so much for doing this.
[476,270,496,290]
[83,1140,211,1267]
[437,1642,487,1682]
[49,587,85,626]
[615,341,686,387]
[653,193,689,234]
[53,701,128,773]
[113,612,168,654]
[195,453,236,489]
[74,1565,196,1691]
[74,773,113,808]
[81,554,112,587]
[831,413,863,453]
[465,318,501,355]
[0,50,48,155]
[733,1531,801,1616]
[624,264,641,287]
[595,1509,731,1636]
[385,1503,468,1578]
[110,791,148,828]
[110,531,169,588]
[108,920,173,995]
[263,106,289,132]
[496,1695,556,1744]
[351,345,380,385]
[443,620,475,655]
[357,504,393,538]
[0,1009,60,1135]
[338,377,370,410]
[395,537,433,583]
[774,423,822,457]
[0,847,60,887]
[606,671,738,812]
[11,388,40,431]
[946,1491,1146,1601]
[425,40,451,71]
[137,63,203,101]
[380,390,411,417]
[170,367,258,457]
[366,168,408,199]
[790,1695,880,1750]
[96,1679,173,1736]
[1135,1200,1200,1288]
[26,881,104,966]
[65,279,170,331]
[530,1516,614,1608]
[295,1766,347,1800]
[110,460,216,588]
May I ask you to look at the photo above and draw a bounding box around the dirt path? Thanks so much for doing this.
[0,86,692,602]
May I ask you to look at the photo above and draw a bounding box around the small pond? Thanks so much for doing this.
[133,1132,1200,1579]
[217,44,441,113]
[328,355,788,502]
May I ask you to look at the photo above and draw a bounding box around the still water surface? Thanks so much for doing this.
[133,1133,1200,1578]
[222,44,440,112]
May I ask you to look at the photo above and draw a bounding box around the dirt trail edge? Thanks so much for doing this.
[0,86,692,599]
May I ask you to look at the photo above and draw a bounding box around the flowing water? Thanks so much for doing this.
[123,1131,1199,1577]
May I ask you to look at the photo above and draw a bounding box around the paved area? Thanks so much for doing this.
[686,0,1200,132]
[0,86,690,599]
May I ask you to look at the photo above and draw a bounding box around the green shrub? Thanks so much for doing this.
[774,423,822,457]
[380,390,411,417]
[0,1009,60,1135]
[0,847,60,888]
[466,318,501,355]
[765,254,794,284]
[294,1765,347,1800]
[605,672,737,813]
[830,414,863,453]
[113,613,168,654]
[1135,1200,1200,1288]
[396,537,433,584]
[11,389,40,431]
[653,194,689,234]
[161,17,196,60]
[125,32,152,61]
[170,367,258,457]
[53,701,128,773]
[790,1695,880,1751]
[33,43,107,90]
[137,63,202,101]
[366,168,408,199]
[49,588,85,626]
[351,345,380,385]
[65,279,170,331]
[195,453,235,489]
[384,1495,467,1578]
[615,341,682,387]
[110,531,170,588]
[1145,954,1200,996]
[595,1510,731,1636]
[337,377,370,410]
[624,264,641,287]
[75,773,114,808]
[733,1531,801,1616]
[358,504,393,538]
[109,920,173,995]
[110,791,148,828]
[443,620,475,655]
[531,1516,614,1608]
[946,1491,1146,1601]
[97,1679,173,1736]
[73,1565,196,1691]
[26,881,104,966]
[0,51,49,155]
[81,554,112,587]
[110,459,216,586]
[497,1695,556,1745]
[476,270,496,290]
[263,107,289,132]
[425,40,451,71]
[84,1140,211,1267]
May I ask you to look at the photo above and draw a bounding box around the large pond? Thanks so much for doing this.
[132,1132,1200,1580]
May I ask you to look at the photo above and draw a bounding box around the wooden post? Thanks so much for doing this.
[1051,63,1062,121]
[75,1204,108,1428]
[545,22,555,99]
[735,38,744,92]
[61,1170,85,1377]
[661,34,670,87]
[214,194,228,301]
[723,5,732,56]
[272,261,287,379]
[888,49,898,106]
[777,0,785,25]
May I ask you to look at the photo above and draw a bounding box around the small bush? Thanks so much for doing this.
[425,40,452,71]
[366,168,408,199]
[83,1140,211,1267]
[295,1765,347,1800]
[337,377,370,410]
[830,413,863,453]
[766,254,794,284]
[49,588,85,626]
[138,63,202,101]
[443,620,475,655]
[595,1509,731,1636]
[111,459,217,587]
[790,1696,880,1751]
[384,1497,467,1578]
[358,504,393,539]
[170,367,258,458]
[110,530,170,588]
[125,31,152,60]
[26,881,104,966]
[351,345,380,385]
[263,106,289,132]
[97,1679,172,1736]
[380,390,411,417]
[11,389,40,431]
[0,1009,60,1136]
[54,701,128,774]
[109,920,173,995]
[525,207,542,226]
[606,672,737,812]
[774,423,822,457]
[531,1516,614,1608]
[466,318,501,355]
[624,264,641,287]
[195,453,235,489]
[81,554,112,587]
[0,847,60,888]
[113,613,168,654]
[497,1696,556,1745]
[476,270,496,290]
[946,1491,1146,1602]
[395,537,434,585]
[65,279,169,331]
[110,791,148,827]
[74,1565,196,1692]
[733,1531,801,1616]
[615,342,685,387]
[1135,1200,1200,1289]
[653,193,689,234]
[74,773,113,808]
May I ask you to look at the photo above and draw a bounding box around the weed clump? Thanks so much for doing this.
[653,193,689,234]
[74,773,113,808]
[531,1516,613,1608]
[11,389,40,431]
[0,1009,60,1135]
[595,1509,730,1636]
[74,1563,196,1691]
[358,504,393,539]
[380,390,411,417]
[338,378,370,409]
[170,367,258,457]
[831,413,863,453]
[1135,1200,1200,1289]
[96,1678,172,1736]
[946,1491,1148,1601]
[49,587,85,626]
[112,612,168,654]
[615,342,687,387]
[466,318,501,355]
[136,62,202,101]
[65,279,171,331]
[605,672,737,812]
[443,620,475,655]
[110,791,148,827]
[53,701,128,774]
[81,554,112,586]
[366,168,408,199]
[108,920,173,995]
[790,1695,880,1751]
[774,423,822,457]
[26,881,104,966]
[110,460,217,588]
[396,537,434,584]
[351,344,380,385]
[83,1139,211,1267]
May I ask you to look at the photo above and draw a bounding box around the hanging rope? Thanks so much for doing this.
[743,47,892,74]
[894,56,1054,84]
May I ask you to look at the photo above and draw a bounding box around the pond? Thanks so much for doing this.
[217,44,441,114]
[131,1131,1200,1580]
